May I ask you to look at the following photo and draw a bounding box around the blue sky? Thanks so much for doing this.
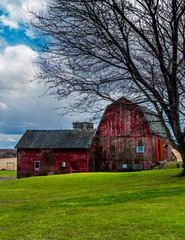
[0,0,81,149]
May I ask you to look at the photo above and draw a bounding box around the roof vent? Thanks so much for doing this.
[73,122,94,130]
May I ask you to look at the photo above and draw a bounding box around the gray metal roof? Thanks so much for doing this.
[15,130,96,149]
[140,107,167,137]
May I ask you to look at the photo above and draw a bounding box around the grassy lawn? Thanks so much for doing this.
[0,170,17,177]
[163,161,183,169]
[0,169,185,239]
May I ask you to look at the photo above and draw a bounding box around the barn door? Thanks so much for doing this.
[155,139,164,161]
[70,163,78,173]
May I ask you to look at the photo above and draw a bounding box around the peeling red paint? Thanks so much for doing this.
[17,149,89,177]
[90,99,173,172]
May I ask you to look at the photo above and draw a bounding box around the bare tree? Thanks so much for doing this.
[29,0,185,174]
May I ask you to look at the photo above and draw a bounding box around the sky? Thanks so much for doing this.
[0,0,82,149]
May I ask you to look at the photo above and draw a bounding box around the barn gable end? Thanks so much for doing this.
[91,98,172,172]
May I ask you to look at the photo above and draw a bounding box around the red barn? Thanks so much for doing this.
[89,98,172,172]
[16,98,173,178]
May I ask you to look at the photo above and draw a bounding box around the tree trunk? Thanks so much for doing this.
[176,146,185,177]
[176,168,185,177]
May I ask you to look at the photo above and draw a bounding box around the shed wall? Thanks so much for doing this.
[17,149,88,178]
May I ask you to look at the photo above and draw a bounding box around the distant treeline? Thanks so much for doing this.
[0,149,17,158]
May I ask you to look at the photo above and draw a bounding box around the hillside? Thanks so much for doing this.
[1,169,185,239]
[0,149,16,158]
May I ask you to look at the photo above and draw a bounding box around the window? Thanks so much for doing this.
[111,146,115,153]
[133,164,143,170]
[99,147,102,153]
[62,162,66,167]
[136,146,144,153]
[34,161,40,171]
[163,143,168,149]
[61,162,66,172]
[122,164,127,169]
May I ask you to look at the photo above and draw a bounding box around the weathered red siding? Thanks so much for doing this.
[87,137,99,172]
[98,101,152,138]
[17,149,41,177]
[17,149,88,178]
[54,149,88,173]
[92,100,172,171]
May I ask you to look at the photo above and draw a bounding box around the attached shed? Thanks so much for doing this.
[16,129,96,178]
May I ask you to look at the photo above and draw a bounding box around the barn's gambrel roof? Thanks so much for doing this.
[99,97,167,138]
[15,130,96,149]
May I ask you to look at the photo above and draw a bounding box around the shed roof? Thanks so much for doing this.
[15,130,96,149]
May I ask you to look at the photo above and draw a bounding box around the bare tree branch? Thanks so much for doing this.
[28,0,185,167]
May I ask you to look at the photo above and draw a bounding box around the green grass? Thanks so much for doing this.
[0,170,17,177]
[0,169,185,239]
[163,161,183,169]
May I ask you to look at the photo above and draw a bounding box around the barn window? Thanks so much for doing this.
[133,164,143,170]
[122,163,127,169]
[99,147,102,153]
[111,146,115,153]
[61,162,66,172]
[163,143,168,149]
[34,161,40,171]
[136,146,144,153]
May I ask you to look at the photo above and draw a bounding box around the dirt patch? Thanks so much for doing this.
[0,177,17,181]
[0,158,17,170]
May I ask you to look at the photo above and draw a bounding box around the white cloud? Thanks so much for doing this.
[0,14,19,29]
[7,138,17,142]
[0,44,41,134]
[0,36,8,49]
[0,45,38,91]
[0,133,22,148]
[0,44,77,138]
[0,0,46,30]
[25,28,37,39]
[0,102,9,110]
[0,134,22,142]
[0,1,84,149]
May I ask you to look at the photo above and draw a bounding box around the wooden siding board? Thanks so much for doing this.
[17,149,89,178]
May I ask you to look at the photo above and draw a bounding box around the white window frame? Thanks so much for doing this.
[136,146,144,153]
[61,162,66,172]
[34,161,40,171]
[122,164,127,169]
[62,162,66,167]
